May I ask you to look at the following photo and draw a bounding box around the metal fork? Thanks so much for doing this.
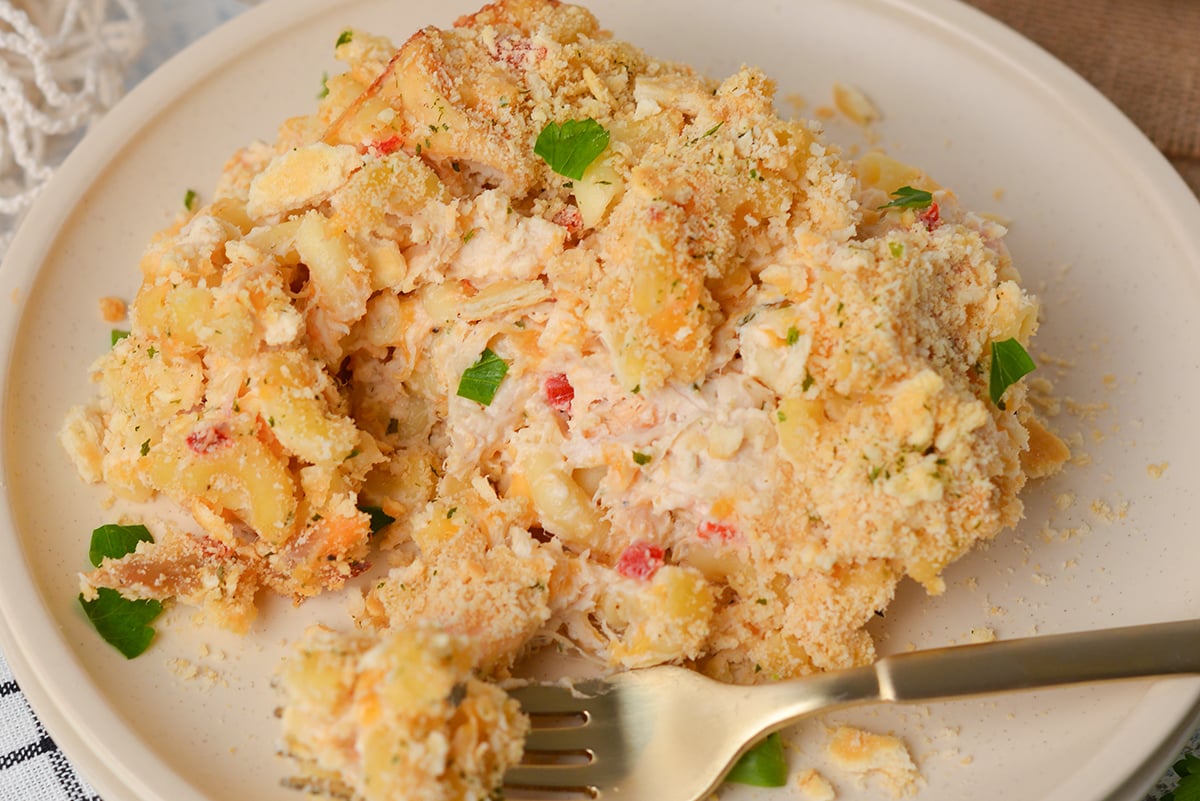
[504,619,1200,799]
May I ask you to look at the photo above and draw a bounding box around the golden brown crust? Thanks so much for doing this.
[63,0,1065,708]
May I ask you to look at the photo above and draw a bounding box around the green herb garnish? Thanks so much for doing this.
[110,329,130,346]
[88,523,153,568]
[988,338,1036,410]
[336,30,353,47]
[358,504,395,535]
[457,348,509,406]
[81,523,161,658]
[725,732,788,787]
[183,189,197,211]
[632,451,652,466]
[534,118,610,181]
[878,185,933,211]
[785,326,800,346]
[78,589,162,660]
[1163,754,1200,801]
[318,72,330,99]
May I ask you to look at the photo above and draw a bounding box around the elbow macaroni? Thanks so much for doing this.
[59,0,1069,796]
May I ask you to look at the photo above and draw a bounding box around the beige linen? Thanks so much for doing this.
[966,0,1200,196]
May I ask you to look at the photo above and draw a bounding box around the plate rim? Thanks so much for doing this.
[1,0,1198,799]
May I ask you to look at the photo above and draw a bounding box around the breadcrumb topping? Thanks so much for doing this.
[58,0,1069,796]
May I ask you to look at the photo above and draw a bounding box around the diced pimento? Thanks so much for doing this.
[616,541,665,580]
[551,205,584,238]
[697,520,738,542]
[919,201,941,230]
[186,424,232,455]
[493,36,547,69]
[367,135,403,156]
[544,373,574,412]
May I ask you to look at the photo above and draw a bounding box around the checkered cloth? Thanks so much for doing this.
[0,653,100,801]
[0,1,1195,800]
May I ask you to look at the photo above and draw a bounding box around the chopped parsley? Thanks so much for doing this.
[878,185,933,211]
[632,451,652,466]
[110,329,130,346]
[318,72,329,99]
[88,523,153,568]
[336,30,353,47]
[79,589,163,660]
[725,732,788,787]
[534,118,610,180]
[358,504,395,535]
[139,439,150,457]
[888,241,904,257]
[457,348,509,406]
[183,189,197,211]
[80,523,161,658]
[988,338,1036,410]
[785,326,800,346]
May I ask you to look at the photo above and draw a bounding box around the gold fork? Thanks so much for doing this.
[504,619,1200,799]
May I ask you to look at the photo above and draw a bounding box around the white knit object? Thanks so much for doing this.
[0,0,144,252]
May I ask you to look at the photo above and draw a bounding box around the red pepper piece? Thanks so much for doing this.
[544,373,574,413]
[617,541,665,580]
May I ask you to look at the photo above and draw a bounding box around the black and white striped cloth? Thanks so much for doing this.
[0,652,99,801]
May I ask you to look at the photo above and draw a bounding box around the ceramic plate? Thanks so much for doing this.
[2,1,1199,799]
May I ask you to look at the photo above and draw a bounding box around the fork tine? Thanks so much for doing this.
[508,683,591,714]
[504,764,598,792]
[523,725,597,753]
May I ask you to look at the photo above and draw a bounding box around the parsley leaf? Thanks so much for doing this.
[1165,754,1200,801]
[878,185,933,211]
[725,732,788,787]
[988,338,1036,410]
[88,523,153,568]
[457,348,509,406]
[110,329,130,347]
[358,504,395,536]
[336,30,353,47]
[79,588,162,659]
[183,188,197,211]
[632,451,652,466]
[534,119,610,181]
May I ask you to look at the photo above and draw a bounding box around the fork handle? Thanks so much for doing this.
[875,618,1200,703]
[739,619,1200,737]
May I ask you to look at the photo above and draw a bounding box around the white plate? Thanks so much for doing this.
[2,1,1199,799]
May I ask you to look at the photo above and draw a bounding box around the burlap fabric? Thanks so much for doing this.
[966,0,1200,197]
